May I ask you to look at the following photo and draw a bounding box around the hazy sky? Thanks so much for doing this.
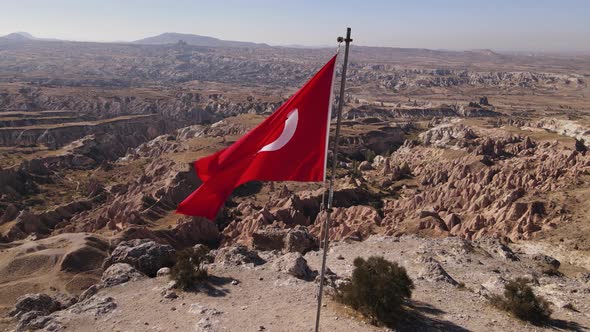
[1,0,589,52]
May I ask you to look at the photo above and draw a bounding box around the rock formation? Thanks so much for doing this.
[102,239,176,277]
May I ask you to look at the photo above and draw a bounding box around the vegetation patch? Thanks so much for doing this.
[490,277,552,324]
[335,256,414,327]
[170,246,209,290]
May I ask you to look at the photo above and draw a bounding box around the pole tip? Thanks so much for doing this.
[345,28,352,42]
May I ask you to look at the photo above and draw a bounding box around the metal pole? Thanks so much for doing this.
[314,27,352,332]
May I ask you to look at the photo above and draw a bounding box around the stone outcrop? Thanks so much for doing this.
[101,263,146,287]
[532,253,561,272]
[67,296,117,316]
[103,239,176,277]
[9,294,63,318]
[9,293,67,332]
[215,245,265,266]
[417,257,458,286]
[272,252,316,280]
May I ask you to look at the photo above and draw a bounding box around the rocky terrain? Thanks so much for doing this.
[1,36,590,331]
[2,234,589,331]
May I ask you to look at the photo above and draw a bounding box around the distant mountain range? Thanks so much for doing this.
[1,32,37,41]
[132,32,269,48]
[0,31,62,42]
[0,31,270,48]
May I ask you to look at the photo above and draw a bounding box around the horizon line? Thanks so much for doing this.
[2,31,590,56]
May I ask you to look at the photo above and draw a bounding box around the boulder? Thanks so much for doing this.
[372,155,386,168]
[16,313,61,331]
[9,293,62,318]
[284,226,318,254]
[9,293,67,332]
[157,267,171,277]
[480,276,508,298]
[16,312,60,332]
[273,252,315,280]
[68,296,117,316]
[417,257,458,286]
[101,263,145,287]
[215,245,265,266]
[252,227,286,251]
[532,253,560,271]
[103,239,175,277]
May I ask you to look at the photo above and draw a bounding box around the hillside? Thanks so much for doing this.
[133,32,269,48]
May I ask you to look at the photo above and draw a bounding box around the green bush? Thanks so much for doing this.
[170,246,209,290]
[490,277,552,324]
[336,256,414,326]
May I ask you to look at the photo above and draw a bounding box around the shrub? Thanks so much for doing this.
[336,256,414,326]
[170,246,209,290]
[364,149,376,163]
[490,277,552,324]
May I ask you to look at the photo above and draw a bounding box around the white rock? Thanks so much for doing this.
[157,267,171,277]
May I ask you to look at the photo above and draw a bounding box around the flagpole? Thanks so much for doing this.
[314,27,352,332]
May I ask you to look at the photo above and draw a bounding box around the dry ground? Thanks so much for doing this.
[3,235,588,332]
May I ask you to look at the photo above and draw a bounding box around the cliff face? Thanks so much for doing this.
[0,89,278,119]
[0,88,283,149]
[0,115,168,147]
[353,68,586,90]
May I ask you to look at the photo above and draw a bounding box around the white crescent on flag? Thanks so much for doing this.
[259,109,298,152]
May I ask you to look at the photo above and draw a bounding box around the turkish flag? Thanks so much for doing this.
[177,54,338,219]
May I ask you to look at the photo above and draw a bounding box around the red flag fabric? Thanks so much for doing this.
[177,54,338,219]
